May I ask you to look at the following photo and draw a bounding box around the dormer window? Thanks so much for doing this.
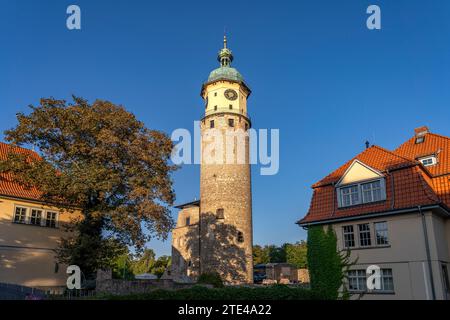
[338,179,386,208]
[341,185,359,207]
[415,136,425,144]
[418,155,437,167]
[362,180,382,203]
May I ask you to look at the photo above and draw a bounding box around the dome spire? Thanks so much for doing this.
[218,35,233,67]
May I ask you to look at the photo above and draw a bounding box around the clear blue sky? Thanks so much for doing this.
[1,1,450,257]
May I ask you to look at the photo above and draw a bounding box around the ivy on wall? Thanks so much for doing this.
[307,225,354,300]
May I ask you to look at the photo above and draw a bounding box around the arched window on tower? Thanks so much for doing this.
[237,231,244,243]
[216,208,224,219]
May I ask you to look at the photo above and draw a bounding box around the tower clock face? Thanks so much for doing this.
[224,89,238,101]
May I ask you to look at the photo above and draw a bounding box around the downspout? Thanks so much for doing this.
[419,205,436,300]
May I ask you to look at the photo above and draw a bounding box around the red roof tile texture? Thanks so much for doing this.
[300,130,450,225]
[0,142,43,201]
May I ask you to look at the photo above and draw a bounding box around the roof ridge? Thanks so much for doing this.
[312,145,417,188]
[427,132,450,141]
[0,141,39,158]
[371,145,417,164]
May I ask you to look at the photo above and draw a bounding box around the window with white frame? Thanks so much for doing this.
[30,209,43,226]
[347,270,366,292]
[13,205,58,228]
[419,155,437,167]
[14,206,27,224]
[341,185,359,207]
[338,179,386,208]
[45,211,58,228]
[375,269,395,292]
[342,225,355,248]
[374,221,389,245]
[362,180,382,203]
[358,223,372,247]
[348,269,394,293]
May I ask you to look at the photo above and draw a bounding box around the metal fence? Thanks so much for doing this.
[0,282,47,300]
[0,282,97,300]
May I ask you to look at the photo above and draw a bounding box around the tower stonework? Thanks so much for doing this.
[171,37,253,284]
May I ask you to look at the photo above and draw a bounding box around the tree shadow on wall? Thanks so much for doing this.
[175,212,249,284]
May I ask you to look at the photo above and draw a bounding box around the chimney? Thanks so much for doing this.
[365,140,370,149]
[415,126,429,137]
[414,126,429,144]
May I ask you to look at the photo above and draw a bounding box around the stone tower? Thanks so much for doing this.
[198,36,253,283]
[170,36,253,284]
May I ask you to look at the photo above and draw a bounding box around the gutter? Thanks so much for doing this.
[297,204,449,227]
[419,205,436,300]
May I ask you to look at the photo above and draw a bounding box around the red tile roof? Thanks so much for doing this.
[299,129,450,225]
[0,142,43,201]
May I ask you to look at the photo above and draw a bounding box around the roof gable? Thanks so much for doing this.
[336,160,383,186]
[314,145,417,188]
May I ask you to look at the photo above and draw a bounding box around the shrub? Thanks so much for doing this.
[104,285,326,300]
[197,272,224,288]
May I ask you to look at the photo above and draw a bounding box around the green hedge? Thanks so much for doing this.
[104,285,327,300]
[197,272,224,288]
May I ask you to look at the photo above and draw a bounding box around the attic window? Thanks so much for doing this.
[337,179,386,208]
[419,155,437,167]
[415,136,425,144]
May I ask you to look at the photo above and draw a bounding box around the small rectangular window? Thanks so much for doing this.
[214,105,217,111]
[442,265,450,294]
[343,225,355,248]
[30,209,43,226]
[358,223,372,247]
[214,92,217,97]
[237,231,244,243]
[229,104,233,110]
[374,221,389,245]
[210,120,214,128]
[377,269,395,292]
[14,207,27,224]
[216,208,224,219]
[347,270,366,292]
[341,185,359,207]
[362,180,382,203]
[228,119,234,127]
[45,211,57,228]
[419,156,437,167]
[415,136,425,144]
[185,217,190,226]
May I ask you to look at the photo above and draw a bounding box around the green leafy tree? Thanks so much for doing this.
[253,245,270,265]
[151,255,171,278]
[285,241,308,268]
[307,225,353,300]
[132,248,156,275]
[0,97,177,277]
[267,245,286,263]
[112,250,135,280]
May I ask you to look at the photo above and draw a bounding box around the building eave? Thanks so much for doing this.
[296,204,450,228]
[174,199,200,209]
